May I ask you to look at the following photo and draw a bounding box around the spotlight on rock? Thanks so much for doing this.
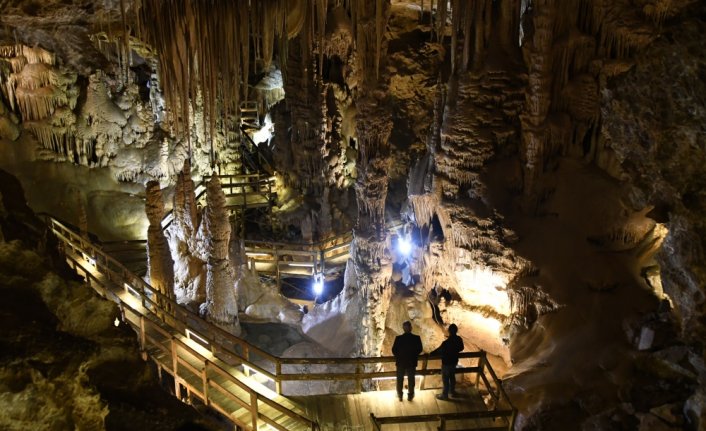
[313,275,324,296]
[397,236,412,257]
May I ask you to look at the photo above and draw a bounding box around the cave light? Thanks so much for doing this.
[396,235,413,257]
[114,317,120,327]
[312,274,324,296]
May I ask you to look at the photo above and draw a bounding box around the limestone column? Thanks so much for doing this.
[145,181,175,304]
[201,176,241,335]
[519,0,555,209]
[350,0,394,359]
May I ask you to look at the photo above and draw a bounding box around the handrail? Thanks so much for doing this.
[50,218,318,430]
[46,215,515,429]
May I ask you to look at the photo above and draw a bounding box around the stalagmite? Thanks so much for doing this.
[200,176,240,335]
[145,181,175,304]
[168,160,205,304]
[173,160,198,237]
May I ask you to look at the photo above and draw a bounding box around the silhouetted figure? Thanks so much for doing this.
[392,321,423,401]
[431,323,464,400]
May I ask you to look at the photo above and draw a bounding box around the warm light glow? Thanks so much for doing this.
[246,252,271,257]
[372,375,421,381]
[455,267,511,315]
[124,283,141,298]
[114,317,120,327]
[288,262,315,267]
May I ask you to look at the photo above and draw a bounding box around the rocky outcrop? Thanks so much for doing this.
[599,1,706,345]
[0,40,188,183]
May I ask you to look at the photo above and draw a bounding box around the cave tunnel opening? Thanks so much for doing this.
[419,213,445,245]
[322,55,345,87]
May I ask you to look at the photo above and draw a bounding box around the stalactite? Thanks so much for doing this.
[133,0,323,160]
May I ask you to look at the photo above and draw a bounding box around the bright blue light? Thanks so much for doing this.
[397,236,412,256]
[313,278,324,295]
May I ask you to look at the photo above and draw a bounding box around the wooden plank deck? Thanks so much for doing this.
[291,384,496,431]
[49,216,515,431]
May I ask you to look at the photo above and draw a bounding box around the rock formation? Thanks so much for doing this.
[1,0,706,428]
[168,160,205,304]
[348,0,394,360]
[145,180,174,303]
[200,175,240,335]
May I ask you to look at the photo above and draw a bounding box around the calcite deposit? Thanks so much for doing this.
[1,0,705,428]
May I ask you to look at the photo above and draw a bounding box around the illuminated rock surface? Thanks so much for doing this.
[0,0,705,429]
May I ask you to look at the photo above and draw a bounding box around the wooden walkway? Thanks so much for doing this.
[46,216,515,431]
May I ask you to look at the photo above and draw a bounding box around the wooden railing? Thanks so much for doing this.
[243,231,353,279]
[161,174,275,230]
[46,216,515,430]
[370,353,515,430]
[202,173,275,205]
[47,216,319,431]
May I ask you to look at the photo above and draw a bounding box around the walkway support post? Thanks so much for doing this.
[171,337,181,400]
[250,392,258,430]
[202,361,209,406]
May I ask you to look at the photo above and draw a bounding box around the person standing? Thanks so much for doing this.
[431,323,464,400]
[392,321,423,401]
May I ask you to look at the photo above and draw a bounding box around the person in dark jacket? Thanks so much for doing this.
[392,321,423,401]
[431,323,464,400]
